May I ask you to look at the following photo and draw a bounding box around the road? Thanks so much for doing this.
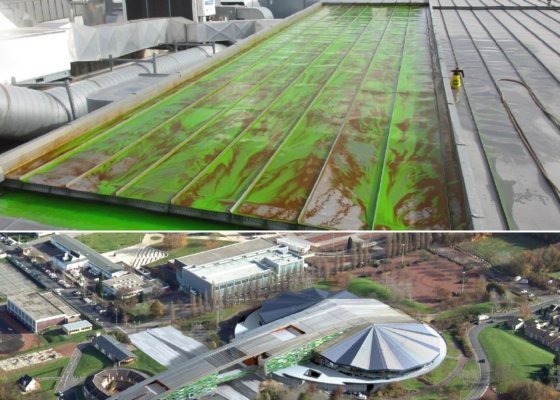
[56,343,86,395]
[466,295,560,399]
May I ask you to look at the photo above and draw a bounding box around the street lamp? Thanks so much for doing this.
[401,243,405,266]
[462,270,466,294]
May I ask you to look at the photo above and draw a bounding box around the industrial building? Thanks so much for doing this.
[276,235,312,255]
[111,289,446,399]
[52,251,88,272]
[102,273,154,299]
[7,291,80,332]
[51,234,126,279]
[176,238,305,296]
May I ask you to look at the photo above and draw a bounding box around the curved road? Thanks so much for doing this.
[467,295,560,400]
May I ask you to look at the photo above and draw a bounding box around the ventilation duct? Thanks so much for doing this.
[0,45,225,140]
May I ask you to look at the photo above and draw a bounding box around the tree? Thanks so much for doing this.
[519,298,533,320]
[138,291,145,303]
[150,299,165,318]
[507,381,560,400]
[95,279,103,297]
[435,286,452,303]
[161,233,187,250]
[169,301,175,322]
[554,351,560,367]
[113,331,131,344]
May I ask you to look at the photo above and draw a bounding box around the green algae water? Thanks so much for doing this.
[0,189,240,230]
[6,4,465,230]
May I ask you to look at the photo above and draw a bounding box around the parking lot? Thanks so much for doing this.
[0,259,39,296]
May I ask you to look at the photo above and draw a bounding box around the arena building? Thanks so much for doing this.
[111,289,446,399]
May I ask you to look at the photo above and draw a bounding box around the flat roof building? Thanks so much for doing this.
[7,291,80,332]
[51,234,126,279]
[103,273,154,299]
[176,239,305,297]
[63,320,92,335]
[52,251,88,272]
[277,235,312,255]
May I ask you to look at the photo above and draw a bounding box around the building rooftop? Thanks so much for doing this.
[431,0,560,229]
[92,334,135,363]
[181,244,301,286]
[52,234,124,275]
[175,238,275,267]
[112,294,445,400]
[63,320,92,331]
[104,273,145,290]
[8,291,79,321]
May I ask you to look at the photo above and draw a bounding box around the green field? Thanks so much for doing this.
[130,349,166,375]
[41,327,100,346]
[6,357,68,396]
[76,233,145,253]
[74,345,114,377]
[457,234,545,267]
[347,277,392,300]
[434,302,492,321]
[479,326,554,392]
[7,4,461,230]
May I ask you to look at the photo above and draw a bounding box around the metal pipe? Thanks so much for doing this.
[0,45,225,140]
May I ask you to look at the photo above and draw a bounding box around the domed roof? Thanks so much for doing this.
[258,288,356,324]
[320,323,443,372]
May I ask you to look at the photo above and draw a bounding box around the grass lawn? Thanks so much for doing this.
[76,233,145,253]
[41,327,100,345]
[399,298,433,314]
[347,277,392,300]
[548,271,560,279]
[74,345,114,377]
[6,357,68,395]
[479,326,554,392]
[411,359,478,400]
[400,333,460,394]
[149,239,236,265]
[314,281,335,291]
[434,302,492,321]
[457,234,545,267]
[189,303,252,325]
[129,349,166,375]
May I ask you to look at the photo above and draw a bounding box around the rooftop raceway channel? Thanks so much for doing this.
[7,0,558,229]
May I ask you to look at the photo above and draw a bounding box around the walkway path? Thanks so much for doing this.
[56,343,86,394]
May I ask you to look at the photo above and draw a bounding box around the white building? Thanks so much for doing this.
[176,238,305,297]
[51,234,126,279]
[52,252,88,272]
[277,235,312,255]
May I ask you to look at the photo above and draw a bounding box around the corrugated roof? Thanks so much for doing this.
[93,334,135,363]
[259,288,356,324]
[320,323,442,372]
[175,238,275,267]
